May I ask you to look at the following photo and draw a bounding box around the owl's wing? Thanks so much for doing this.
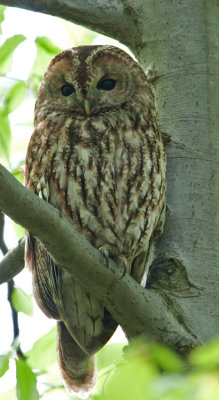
[56,267,118,354]
[25,234,59,319]
[25,234,117,393]
[57,321,96,395]
[131,249,150,285]
[131,203,166,287]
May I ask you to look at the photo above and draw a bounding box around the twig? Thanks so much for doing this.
[0,211,25,359]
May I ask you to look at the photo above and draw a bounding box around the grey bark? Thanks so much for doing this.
[0,238,24,284]
[0,0,218,348]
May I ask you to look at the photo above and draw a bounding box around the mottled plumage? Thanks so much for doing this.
[25,45,166,394]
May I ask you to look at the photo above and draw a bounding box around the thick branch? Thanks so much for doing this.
[0,164,198,351]
[0,0,141,49]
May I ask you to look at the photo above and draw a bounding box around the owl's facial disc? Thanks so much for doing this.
[37,48,148,119]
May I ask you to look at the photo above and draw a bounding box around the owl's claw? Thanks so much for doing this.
[99,247,128,279]
[118,259,127,280]
[99,246,110,268]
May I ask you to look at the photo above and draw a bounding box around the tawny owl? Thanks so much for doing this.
[25,45,166,395]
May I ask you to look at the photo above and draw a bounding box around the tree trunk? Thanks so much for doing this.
[0,0,218,349]
[136,0,219,344]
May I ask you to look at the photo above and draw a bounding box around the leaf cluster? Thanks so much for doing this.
[1,332,219,400]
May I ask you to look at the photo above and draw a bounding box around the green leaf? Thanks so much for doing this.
[12,167,24,184]
[16,359,39,400]
[35,36,62,55]
[149,343,185,373]
[190,337,219,369]
[13,222,25,240]
[26,327,57,370]
[97,343,124,371]
[151,374,198,400]
[123,339,185,374]
[11,287,33,316]
[0,354,10,377]
[30,36,61,93]
[3,81,26,115]
[0,6,6,34]
[97,356,156,400]
[0,114,11,162]
[0,35,26,74]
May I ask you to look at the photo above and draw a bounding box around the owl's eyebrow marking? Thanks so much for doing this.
[76,65,87,92]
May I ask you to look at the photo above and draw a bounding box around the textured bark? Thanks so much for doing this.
[0,0,140,48]
[0,0,218,349]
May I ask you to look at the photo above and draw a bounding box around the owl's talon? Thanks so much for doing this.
[116,257,128,280]
[119,264,127,280]
[99,247,110,268]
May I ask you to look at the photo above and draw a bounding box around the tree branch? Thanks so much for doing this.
[0,237,24,284]
[0,163,199,351]
[0,211,24,358]
[0,211,8,254]
[0,0,141,49]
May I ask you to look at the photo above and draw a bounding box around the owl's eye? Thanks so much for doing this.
[61,84,75,96]
[97,79,116,91]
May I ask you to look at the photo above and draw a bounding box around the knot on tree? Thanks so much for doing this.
[147,256,203,297]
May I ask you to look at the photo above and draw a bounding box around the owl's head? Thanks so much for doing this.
[35,45,153,121]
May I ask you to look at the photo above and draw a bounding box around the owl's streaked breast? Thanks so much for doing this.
[26,108,166,263]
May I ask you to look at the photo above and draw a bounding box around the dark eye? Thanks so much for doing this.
[97,79,116,91]
[61,84,75,96]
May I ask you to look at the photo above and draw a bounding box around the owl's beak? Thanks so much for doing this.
[84,99,90,115]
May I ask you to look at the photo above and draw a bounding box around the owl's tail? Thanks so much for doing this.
[57,321,96,398]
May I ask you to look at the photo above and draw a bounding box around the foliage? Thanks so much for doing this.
[29,36,62,94]
[16,359,39,400]
[11,287,33,317]
[0,335,219,400]
[0,354,10,378]
[0,35,25,75]
[93,338,219,400]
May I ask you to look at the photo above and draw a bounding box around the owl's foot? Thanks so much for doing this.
[99,247,127,279]
[117,257,127,280]
[99,246,110,268]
